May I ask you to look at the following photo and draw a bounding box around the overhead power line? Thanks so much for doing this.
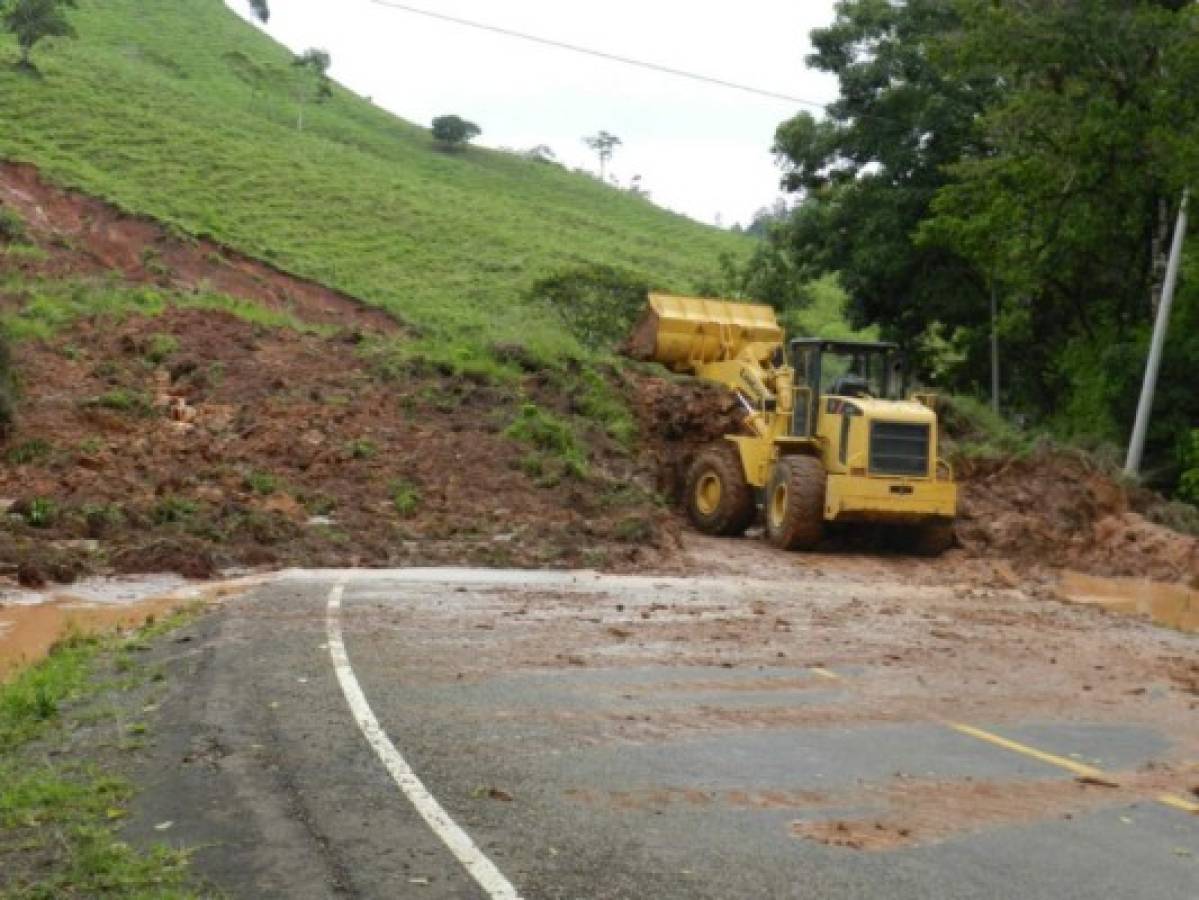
[367,0,829,109]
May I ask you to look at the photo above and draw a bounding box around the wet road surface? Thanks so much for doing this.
[125,567,1198,898]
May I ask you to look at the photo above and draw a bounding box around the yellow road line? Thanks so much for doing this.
[947,722,1197,816]
[1156,793,1199,814]
[809,666,841,681]
[946,722,1108,779]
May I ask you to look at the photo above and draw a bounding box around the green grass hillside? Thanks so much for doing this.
[0,0,745,373]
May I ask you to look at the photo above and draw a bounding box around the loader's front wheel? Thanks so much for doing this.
[685,443,755,537]
[765,456,826,550]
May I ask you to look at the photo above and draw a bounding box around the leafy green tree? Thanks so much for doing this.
[292,47,331,131]
[770,0,994,359]
[921,0,1199,451]
[248,0,270,23]
[431,115,481,150]
[2,0,77,69]
[583,131,621,181]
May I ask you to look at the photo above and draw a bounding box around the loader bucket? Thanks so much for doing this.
[627,293,784,372]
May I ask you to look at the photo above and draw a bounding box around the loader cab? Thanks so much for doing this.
[789,339,904,438]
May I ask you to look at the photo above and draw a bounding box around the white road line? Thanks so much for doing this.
[325,582,522,900]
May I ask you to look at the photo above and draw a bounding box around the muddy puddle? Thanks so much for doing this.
[1058,571,1198,634]
[0,575,258,679]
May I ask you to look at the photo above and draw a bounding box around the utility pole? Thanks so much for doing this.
[990,280,1000,415]
[1125,190,1189,477]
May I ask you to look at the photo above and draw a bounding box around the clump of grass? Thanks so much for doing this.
[151,495,198,525]
[243,471,278,495]
[504,402,588,479]
[83,388,154,416]
[24,497,57,528]
[0,205,26,244]
[81,502,124,536]
[144,333,178,364]
[5,437,52,465]
[347,438,377,460]
[559,367,637,448]
[390,479,421,517]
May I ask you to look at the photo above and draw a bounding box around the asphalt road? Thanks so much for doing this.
[124,567,1199,899]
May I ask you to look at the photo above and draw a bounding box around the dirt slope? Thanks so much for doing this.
[0,166,674,584]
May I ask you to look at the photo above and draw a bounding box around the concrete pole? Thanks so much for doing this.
[1125,190,1189,477]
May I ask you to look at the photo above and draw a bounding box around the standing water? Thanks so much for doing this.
[1058,572,1198,634]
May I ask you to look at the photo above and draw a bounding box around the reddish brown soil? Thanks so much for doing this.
[0,164,678,581]
[0,162,398,334]
[0,308,674,581]
[626,373,1198,583]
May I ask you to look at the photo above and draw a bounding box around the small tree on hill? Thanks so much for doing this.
[583,131,621,181]
[292,47,332,131]
[431,115,481,151]
[3,0,77,70]
[248,0,270,23]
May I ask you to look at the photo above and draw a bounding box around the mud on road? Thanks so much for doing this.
[96,535,1198,899]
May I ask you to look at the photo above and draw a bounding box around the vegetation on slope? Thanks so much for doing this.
[757,0,1199,498]
[0,0,744,375]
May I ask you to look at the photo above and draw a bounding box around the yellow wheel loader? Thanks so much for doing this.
[629,293,957,554]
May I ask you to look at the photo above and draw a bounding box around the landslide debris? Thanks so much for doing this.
[625,371,1198,582]
[0,167,678,583]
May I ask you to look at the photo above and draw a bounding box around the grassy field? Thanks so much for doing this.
[0,0,746,374]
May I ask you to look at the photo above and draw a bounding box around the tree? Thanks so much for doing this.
[524,144,556,163]
[431,115,481,150]
[2,0,77,69]
[769,1,994,359]
[248,0,270,23]
[292,48,331,131]
[583,131,621,181]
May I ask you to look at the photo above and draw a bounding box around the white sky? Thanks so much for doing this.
[226,0,840,227]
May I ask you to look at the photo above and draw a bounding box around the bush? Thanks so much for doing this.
[1178,429,1199,505]
[528,264,650,351]
[5,438,50,465]
[390,479,421,517]
[504,403,587,478]
[0,206,26,243]
[84,389,154,416]
[144,333,178,364]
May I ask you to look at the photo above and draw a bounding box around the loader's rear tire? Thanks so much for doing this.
[684,443,755,537]
[906,519,956,557]
[765,456,826,550]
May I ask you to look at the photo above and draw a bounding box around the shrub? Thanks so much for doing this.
[0,206,26,243]
[504,403,587,478]
[25,497,57,527]
[1178,429,1199,505]
[151,496,198,525]
[390,479,421,517]
[144,333,178,364]
[84,389,154,416]
[243,471,278,495]
[5,438,50,465]
[528,264,650,351]
[347,438,377,460]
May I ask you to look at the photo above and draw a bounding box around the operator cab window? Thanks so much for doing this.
[821,348,891,399]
